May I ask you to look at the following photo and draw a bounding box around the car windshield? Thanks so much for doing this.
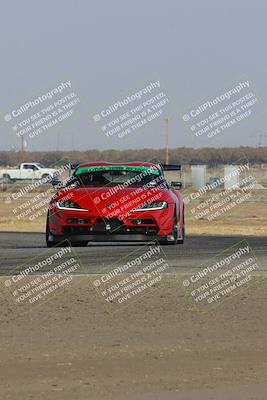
[36,163,45,168]
[69,165,165,187]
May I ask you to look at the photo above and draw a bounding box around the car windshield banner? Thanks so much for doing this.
[75,165,160,175]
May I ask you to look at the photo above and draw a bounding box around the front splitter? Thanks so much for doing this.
[48,233,167,243]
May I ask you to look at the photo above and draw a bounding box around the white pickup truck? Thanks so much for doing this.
[0,163,58,183]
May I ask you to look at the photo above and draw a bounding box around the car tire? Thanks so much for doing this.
[42,174,52,183]
[177,209,185,244]
[46,215,55,247]
[159,213,178,246]
[3,174,12,184]
[45,214,68,247]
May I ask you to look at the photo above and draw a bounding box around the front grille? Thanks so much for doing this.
[62,218,159,235]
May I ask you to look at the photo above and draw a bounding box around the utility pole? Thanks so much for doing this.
[21,136,27,152]
[21,135,24,152]
[164,117,170,164]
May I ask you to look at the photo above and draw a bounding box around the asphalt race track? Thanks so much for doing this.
[0,232,266,275]
[1,231,267,400]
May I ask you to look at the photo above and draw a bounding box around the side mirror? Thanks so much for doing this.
[170,181,182,189]
[51,178,63,188]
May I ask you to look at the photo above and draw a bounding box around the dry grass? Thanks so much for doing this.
[0,193,47,232]
[185,189,267,236]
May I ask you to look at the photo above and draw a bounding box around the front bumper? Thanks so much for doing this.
[48,203,176,237]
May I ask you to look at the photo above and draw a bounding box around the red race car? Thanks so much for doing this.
[46,162,185,247]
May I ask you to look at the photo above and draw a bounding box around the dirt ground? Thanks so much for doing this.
[1,274,267,400]
[0,184,266,399]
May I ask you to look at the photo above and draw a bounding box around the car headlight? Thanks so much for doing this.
[133,200,168,211]
[56,200,88,211]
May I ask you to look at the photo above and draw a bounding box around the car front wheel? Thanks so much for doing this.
[177,210,185,244]
[159,214,179,245]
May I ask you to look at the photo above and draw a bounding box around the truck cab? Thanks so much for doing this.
[0,163,58,183]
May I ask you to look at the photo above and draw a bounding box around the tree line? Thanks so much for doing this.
[0,147,266,167]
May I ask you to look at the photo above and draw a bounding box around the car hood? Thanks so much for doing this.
[53,185,172,215]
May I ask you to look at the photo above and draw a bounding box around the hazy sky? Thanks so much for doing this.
[0,0,267,151]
